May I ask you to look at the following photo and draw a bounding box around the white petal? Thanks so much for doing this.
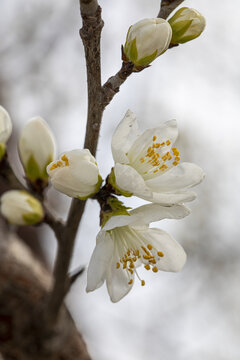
[128,120,178,163]
[111,110,139,164]
[145,162,205,192]
[103,203,190,231]
[114,163,151,197]
[106,255,134,303]
[50,166,95,198]
[142,190,197,205]
[86,232,114,292]
[0,106,12,144]
[141,228,187,272]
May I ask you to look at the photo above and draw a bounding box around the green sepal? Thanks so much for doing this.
[125,37,138,64]
[138,49,158,66]
[101,197,131,228]
[169,19,194,44]
[78,175,103,200]
[108,168,133,197]
[25,154,53,182]
[22,194,44,225]
[0,143,6,161]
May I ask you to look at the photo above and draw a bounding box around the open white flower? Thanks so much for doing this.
[87,203,189,302]
[0,190,44,226]
[47,149,102,199]
[18,117,56,183]
[110,110,205,205]
[0,106,12,160]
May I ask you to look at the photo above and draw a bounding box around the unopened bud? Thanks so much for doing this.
[1,190,44,225]
[0,106,12,160]
[168,7,206,44]
[18,117,56,184]
[124,18,172,67]
[47,149,102,200]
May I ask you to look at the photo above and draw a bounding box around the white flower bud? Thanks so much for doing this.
[18,117,56,183]
[47,149,102,199]
[0,106,12,160]
[124,18,172,67]
[168,7,206,44]
[1,190,44,226]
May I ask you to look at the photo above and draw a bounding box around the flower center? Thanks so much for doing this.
[49,154,69,170]
[112,227,164,287]
[132,135,180,179]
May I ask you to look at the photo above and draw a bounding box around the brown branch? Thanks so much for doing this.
[158,0,185,19]
[102,61,134,109]
[43,0,103,332]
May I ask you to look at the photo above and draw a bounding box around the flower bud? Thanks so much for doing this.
[47,149,102,199]
[0,106,12,160]
[168,7,206,44]
[1,190,44,225]
[124,18,172,67]
[18,117,56,184]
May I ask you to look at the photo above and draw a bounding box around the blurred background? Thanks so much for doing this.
[0,0,240,359]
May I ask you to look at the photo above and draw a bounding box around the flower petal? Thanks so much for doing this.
[128,119,178,163]
[141,228,187,272]
[111,110,139,164]
[142,189,197,205]
[106,255,134,303]
[145,162,205,192]
[103,203,190,231]
[114,163,151,197]
[86,232,114,292]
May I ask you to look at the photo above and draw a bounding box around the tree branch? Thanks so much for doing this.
[158,0,185,19]
[43,0,104,331]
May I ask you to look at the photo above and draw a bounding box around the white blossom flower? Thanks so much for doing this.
[87,203,189,302]
[47,149,102,199]
[18,117,56,183]
[110,110,205,205]
[0,190,44,226]
[124,18,172,67]
[168,7,206,44]
[0,106,12,160]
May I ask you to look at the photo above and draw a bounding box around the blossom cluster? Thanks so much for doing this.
[0,8,206,302]
[0,105,204,302]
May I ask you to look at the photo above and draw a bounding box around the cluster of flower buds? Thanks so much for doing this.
[123,7,205,68]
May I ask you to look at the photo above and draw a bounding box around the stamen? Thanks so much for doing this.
[141,280,145,286]
[147,244,153,250]
[128,279,133,285]
[152,266,158,273]
[152,136,157,141]
[61,154,69,166]
[116,262,120,269]
[157,251,164,257]
[144,264,150,270]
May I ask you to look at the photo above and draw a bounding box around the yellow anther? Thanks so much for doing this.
[172,147,179,156]
[141,246,150,255]
[141,280,145,286]
[144,264,150,270]
[157,251,164,257]
[153,169,158,173]
[123,263,127,269]
[140,158,145,163]
[128,268,133,274]
[162,154,168,161]
[133,257,137,262]
[147,244,153,250]
[152,266,158,273]
[161,142,165,146]
[143,255,151,260]
[127,250,130,256]
[175,156,180,162]
[173,161,178,166]
[61,154,69,166]
[50,163,58,171]
[150,259,156,264]
[155,143,160,148]
[135,250,139,256]
[160,164,168,171]
[168,155,173,160]
[147,147,152,153]
[153,136,157,141]
[129,263,134,269]
[166,140,171,146]
[128,279,133,285]
[116,262,120,269]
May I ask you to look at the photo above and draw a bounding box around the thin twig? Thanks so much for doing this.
[158,0,185,19]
